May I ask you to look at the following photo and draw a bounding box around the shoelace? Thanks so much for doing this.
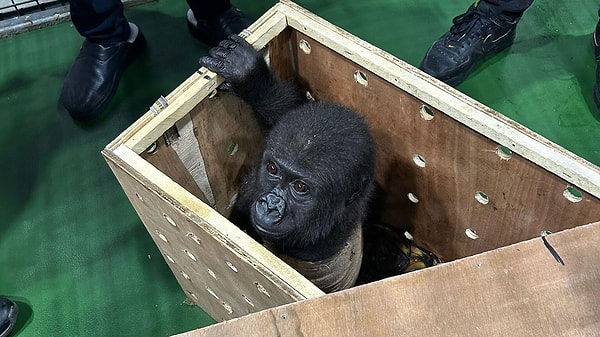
[448,10,483,44]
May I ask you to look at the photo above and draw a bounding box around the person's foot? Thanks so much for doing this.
[593,22,600,114]
[60,22,146,121]
[187,6,253,47]
[419,2,519,86]
[0,297,18,337]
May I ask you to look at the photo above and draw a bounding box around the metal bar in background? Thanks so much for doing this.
[0,0,154,39]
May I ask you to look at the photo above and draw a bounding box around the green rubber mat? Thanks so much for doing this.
[1,0,599,336]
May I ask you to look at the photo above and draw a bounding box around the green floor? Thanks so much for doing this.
[1,0,599,336]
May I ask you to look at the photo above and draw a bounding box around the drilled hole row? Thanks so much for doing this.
[154,227,272,315]
[185,280,271,316]
[407,148,582,204]
[407,186,582,207]
[409,147,512,170]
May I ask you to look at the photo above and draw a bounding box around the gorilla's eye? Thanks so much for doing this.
[266,161,278,175]
[292,181,309,194]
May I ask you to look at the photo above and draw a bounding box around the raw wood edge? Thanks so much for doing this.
[112,8,288,154]
[103,144,324,299]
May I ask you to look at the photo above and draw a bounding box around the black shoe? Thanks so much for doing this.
[0,297,18,337]
[60,23,146,121]
[186,6,253,47]
[593,23,600,114]
[419,2,519,86]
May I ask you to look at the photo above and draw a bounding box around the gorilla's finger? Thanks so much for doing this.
[208,46,228,59]
[213,48,231,59]
[199,56,225,73]
[219,39,238,50]
[228,34,251,47]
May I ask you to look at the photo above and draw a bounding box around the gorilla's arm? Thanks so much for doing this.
[200,35,306,129]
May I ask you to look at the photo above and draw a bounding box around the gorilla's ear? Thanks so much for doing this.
[345,189,361,206]
[345,175,372,206]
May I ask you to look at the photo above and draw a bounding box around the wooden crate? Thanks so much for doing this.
[102,1,600,335]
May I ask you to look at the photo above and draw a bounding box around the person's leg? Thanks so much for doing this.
[0,297,18,337]
[186,0,253,47]
[481,0,534,20]
[419,0,534,86]
[593,7,600,113]
[69,0,130,43]
[60,0,146,121]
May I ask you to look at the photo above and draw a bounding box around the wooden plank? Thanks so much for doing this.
[278,32,600,260]
[277,0,600,200]
[102,145,324,321]
[174,221,600,337]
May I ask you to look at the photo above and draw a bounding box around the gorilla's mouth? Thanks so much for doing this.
[253,223,288,239]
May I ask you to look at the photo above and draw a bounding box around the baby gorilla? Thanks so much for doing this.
[201,35,375,292]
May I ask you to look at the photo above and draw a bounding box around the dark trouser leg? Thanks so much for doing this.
[69,0,130,44]
[480,0,535,20]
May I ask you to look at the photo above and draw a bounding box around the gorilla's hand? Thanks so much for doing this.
[200,34,263,86]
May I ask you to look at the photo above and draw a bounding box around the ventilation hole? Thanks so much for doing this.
[407,193,419,204]
[413,154,426,168]
[183,249,197,262]
[354,70,368,86]
[563,186,583,203]
[465,228,479,240]
[145,141,158,154]
[227,143,239,156]
[404,231,414,240]
[208,89,218,99]
[298,39,311,54]
[419,105,434,121]
[221,301,233,315]
[166,255,175,263]
[254,281,271,297]
[206,286,219,299]
[135,192,144,202]
[180,270,191,280]
[475,191,489,205]
[163,213,177,227]
[155,230,168,243]
[496,146,512,160]
[186,232,202,246]
[226,260,238,273]
[242,294,255,307]
[207,268,217,279]
[306,91,315,101]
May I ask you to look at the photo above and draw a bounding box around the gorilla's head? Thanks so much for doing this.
[249,102,375,250]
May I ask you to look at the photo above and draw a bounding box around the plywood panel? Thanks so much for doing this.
[175,221,600,337]
[272,31,600,260]
[102,146,323,321]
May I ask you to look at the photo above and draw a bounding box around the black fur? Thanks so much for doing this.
[201,35,375,262]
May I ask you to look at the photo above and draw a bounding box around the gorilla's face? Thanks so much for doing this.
[245,103,374,249]
[250,156,316,241]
